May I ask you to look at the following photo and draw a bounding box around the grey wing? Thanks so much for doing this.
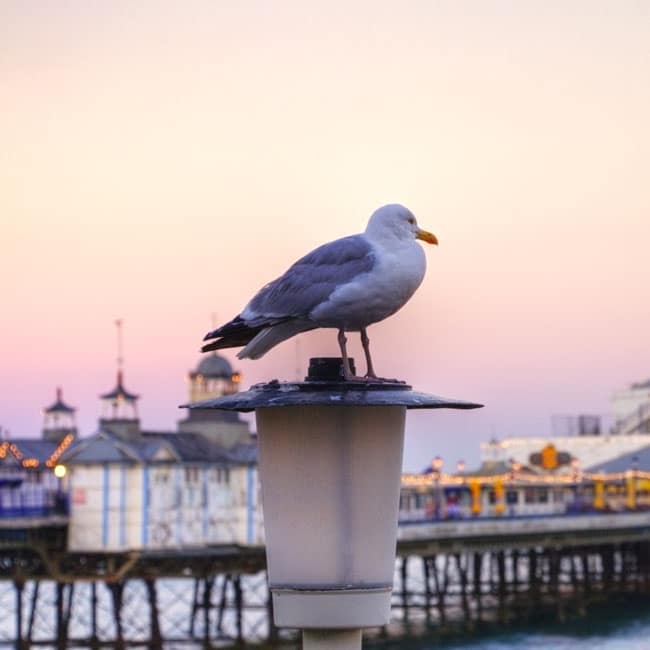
[243,235,376,322]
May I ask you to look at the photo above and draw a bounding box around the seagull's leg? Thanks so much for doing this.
[360,328,378,379]
[338,329,356,380]
[360,328,401,383]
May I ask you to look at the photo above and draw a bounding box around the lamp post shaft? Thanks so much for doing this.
[303,629,362,650]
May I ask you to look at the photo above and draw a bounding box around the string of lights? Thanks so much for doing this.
[401,469,650,488]
[0,434,74,470]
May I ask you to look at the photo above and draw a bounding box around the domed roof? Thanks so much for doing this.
[195,354,234,379]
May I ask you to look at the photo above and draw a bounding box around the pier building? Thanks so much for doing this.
[62,356,263,551]
[1,354,262,556]
[0,388,73,524]
[478,375,650,481]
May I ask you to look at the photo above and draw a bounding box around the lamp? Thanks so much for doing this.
[184,358,481,649]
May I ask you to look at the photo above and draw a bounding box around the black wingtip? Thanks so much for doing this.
[203,329,218,341]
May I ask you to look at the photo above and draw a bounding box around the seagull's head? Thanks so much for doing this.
[365,204,438,246]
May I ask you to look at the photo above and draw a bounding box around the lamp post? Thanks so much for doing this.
[184,358,481,649]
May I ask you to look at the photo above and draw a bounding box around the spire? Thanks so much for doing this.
[99,319,140,438]
[116,318,124,375]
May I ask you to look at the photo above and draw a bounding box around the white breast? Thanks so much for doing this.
[310,238,426,330]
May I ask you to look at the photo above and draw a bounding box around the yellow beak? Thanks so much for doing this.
[416,228,438,245]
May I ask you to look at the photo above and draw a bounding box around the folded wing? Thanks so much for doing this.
[202,235,375,359]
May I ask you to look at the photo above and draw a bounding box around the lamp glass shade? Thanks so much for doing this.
[256,404,405,590]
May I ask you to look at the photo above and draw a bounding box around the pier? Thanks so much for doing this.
[2,510,650,648]
[2,360,650,647]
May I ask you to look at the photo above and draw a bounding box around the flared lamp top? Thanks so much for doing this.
[182,357,483,413]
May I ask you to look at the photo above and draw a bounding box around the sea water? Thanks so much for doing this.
[368,598,650,649]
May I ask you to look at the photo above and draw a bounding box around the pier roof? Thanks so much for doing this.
[142,430,234,463]
[227,441,258,464]
[456,460,514,478]
[61,429,255,466]
[587,444,650,473]
[0,439,58,463]
[65,437,140,464]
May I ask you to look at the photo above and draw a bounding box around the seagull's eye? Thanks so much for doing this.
[407,216,415,225]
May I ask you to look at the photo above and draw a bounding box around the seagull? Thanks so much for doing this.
[202,204,438,380]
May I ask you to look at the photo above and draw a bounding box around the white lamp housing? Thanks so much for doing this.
[257,404,405,628]
[183,356,481,649]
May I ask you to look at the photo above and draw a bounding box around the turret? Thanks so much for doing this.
[43,387,77,443]
[99,370,140,439]
[99,320,140,439]
[187,353,241,402]
[177,354,250,447]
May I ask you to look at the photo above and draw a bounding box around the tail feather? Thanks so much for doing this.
[201,334,258,353]
[203,316,249,342]
[238,321,316,360]
[201,316,262,353]
[201,315,308,355]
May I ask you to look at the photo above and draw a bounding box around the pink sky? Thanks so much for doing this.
[2,2,649,470]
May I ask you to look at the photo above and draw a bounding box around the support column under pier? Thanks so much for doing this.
[90,581,99,650]
[400,557,409,621]
[108,581,125,650]
[473,552,483,621]
[25,581,39,649]
[203,576,215,649]
[14,580,24,650]
[144,578,163,648]
[234,575,244,644]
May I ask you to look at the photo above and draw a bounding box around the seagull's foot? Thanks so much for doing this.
[364,374,401,384]
[340,373,403,384]
[342,373,374,383]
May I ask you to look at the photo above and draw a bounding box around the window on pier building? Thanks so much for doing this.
[210,467,231,484]
[185,466,200,484]
[154,470,170,485]
[399,494,417,511]
[186,487,198,506]
[524,487,549,504]
[506,490,518,505]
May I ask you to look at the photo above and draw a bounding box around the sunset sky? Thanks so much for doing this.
[2,1,649,470]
